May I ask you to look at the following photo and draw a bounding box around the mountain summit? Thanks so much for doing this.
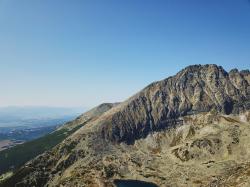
[1,64,250,187]
[100,64,250,144]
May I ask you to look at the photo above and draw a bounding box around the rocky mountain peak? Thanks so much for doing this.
[101,64,250,144]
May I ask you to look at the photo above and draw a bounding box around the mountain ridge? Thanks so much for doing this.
[1,64,250,187]
[98,64,250,144]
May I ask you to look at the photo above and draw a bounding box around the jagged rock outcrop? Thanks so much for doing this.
[101,64,250,144]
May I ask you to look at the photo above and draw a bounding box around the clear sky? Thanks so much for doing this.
[0,0,250,108]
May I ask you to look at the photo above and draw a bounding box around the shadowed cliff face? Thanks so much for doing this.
[101,65,250,144]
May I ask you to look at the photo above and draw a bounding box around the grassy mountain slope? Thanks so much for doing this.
[0,124,82,175]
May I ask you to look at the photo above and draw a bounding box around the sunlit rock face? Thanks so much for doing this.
[101,64,250,144]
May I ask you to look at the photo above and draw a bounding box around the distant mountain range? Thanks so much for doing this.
[0,106,86,127]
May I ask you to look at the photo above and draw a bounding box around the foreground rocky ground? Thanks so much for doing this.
[4,111,250,187]
[46,111,250,187]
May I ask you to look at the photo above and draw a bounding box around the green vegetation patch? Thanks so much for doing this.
[0,124,83,175]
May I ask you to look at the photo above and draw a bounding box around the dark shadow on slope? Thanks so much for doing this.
[114,179,159,187]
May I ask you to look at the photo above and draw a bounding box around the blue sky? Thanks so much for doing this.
[0,0,250,108]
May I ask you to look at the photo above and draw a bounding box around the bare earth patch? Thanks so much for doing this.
[0,140,13,152]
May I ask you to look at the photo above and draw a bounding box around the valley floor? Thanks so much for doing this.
[0,140,24,151]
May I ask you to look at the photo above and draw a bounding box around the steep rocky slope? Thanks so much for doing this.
[1,64,250,187]
[101,65,250,144]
